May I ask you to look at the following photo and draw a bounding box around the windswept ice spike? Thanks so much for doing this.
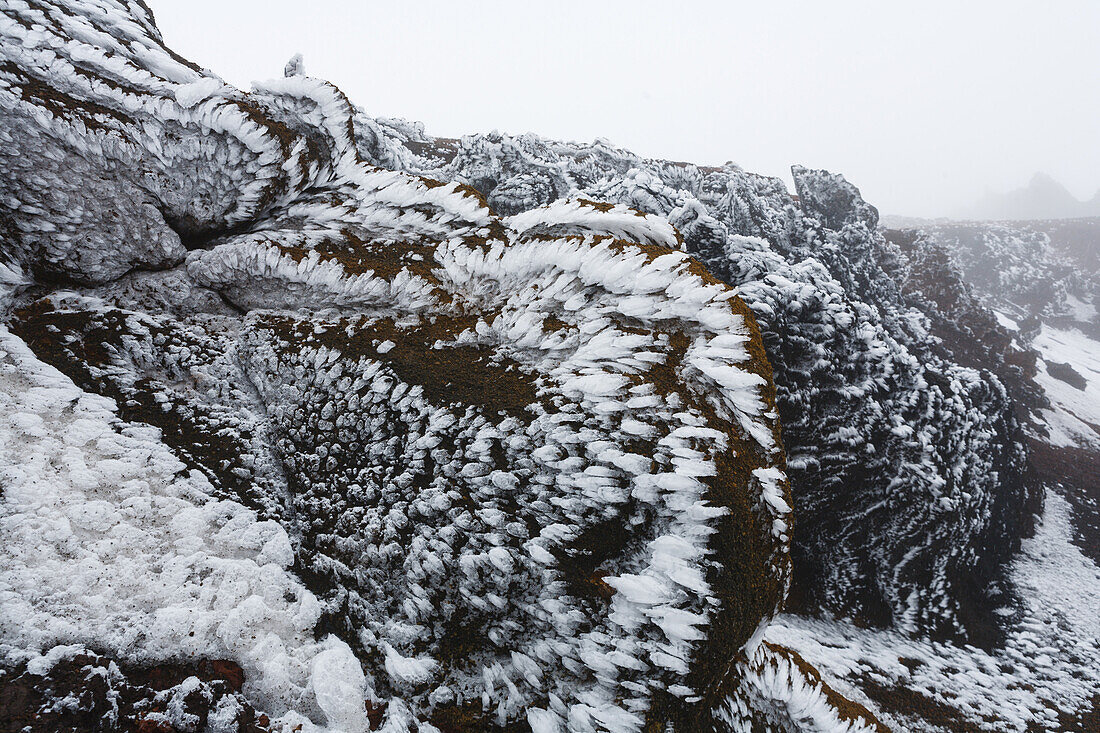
[358,102,1040,653]
[0,1,793,731]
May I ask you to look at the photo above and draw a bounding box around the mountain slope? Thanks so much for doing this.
[958,173,1100,221]
[356,123,1039,646]
[0,1,1096,731]
[0,2,851,731]
[906,218,1100,329]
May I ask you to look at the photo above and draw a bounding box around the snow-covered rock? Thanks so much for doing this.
[4,1,1093,729]
[0,2,795,730]
[902,218,1099,329]
[354,122,1039,646]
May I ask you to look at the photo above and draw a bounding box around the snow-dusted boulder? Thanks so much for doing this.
[0,1,327,283]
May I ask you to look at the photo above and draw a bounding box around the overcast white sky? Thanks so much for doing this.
[148,1,1099,218]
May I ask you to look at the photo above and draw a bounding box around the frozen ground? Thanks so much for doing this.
[1,1,1094,729]
[765,309,1100,730]
[766,488,1100,731]
[0,324,369,732]
[1032,323,1100,448]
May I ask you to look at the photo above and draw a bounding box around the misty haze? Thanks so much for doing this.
[147,0,1100,221]
[0,2,1097,732]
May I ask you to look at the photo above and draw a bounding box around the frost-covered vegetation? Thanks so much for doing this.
[0,2,841,731]
[904,219,1100,328]
[1,1,1096,731]
[357,121,1038,645]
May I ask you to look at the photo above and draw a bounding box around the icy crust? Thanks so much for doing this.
[0,0,364,283]
[9,290,292,520]
[0,2,792,729]
[350,122,1036,643]
[0,325,367,732]
[2,203,793,726]
[506,198,684,251]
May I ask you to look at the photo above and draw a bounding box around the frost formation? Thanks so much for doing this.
[0,2,810,731]
[354,121,1038,645]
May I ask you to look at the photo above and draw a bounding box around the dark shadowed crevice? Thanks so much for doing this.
[160,209,249,251]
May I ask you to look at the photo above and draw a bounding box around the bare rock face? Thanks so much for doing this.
[0,2,804,730]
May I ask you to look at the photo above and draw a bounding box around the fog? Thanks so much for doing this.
[148,0,1100,218]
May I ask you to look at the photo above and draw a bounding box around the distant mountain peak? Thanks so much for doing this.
[959,172,1100,221]
[1026,171,1073,194]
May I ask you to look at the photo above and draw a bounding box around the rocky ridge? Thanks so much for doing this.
[1,1,1096,731]
[0,2,864,731]
[355,120,1039,646]
[886,217,1099,333]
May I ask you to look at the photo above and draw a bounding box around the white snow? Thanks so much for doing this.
[174,77,226,109]
[1031,323,1100,448]
[1063,294,1097,324]
[0,4,794,728]
[506,198,682,251]
[718,642,880,733]
[0,325,366,731]
[764,487,1100,731]
[993,309,1019,331]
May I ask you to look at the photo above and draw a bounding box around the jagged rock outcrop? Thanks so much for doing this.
[905,218,1100,331]
[883,220,1099,598]
[354,124,1038,645]
[0,2,828,731]
[4,1,1078,730]
[879,228,1048,416]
